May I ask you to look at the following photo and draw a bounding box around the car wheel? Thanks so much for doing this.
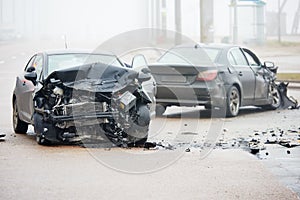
[34,113,51,145]
[36,133,51,145]
[13,100,28,134]
[126,105,150,147]
[225,86,240,117]
[155,104,166,117]
[105,124,149,148]
[262,83,281,110]
[127,132,149,147]
[204,105,212,110]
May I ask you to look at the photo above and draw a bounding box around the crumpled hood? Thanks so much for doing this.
[45,62,138,92]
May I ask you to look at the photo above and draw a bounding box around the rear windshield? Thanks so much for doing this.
[158,47,220,66]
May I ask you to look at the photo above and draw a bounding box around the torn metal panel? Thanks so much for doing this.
[277,82,299,109]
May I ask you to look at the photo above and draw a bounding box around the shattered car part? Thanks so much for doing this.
[277,82,299,109]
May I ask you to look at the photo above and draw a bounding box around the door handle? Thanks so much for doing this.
[238,71,243,76]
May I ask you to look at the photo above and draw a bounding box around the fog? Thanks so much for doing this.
[2,0,149,41]
[0,0,299,44]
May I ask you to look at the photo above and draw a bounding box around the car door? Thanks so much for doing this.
[242,48,269,100]
[15,54,44,123]
[228,48,256,102]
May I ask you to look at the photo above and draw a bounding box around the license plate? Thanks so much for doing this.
[161,75,186,83]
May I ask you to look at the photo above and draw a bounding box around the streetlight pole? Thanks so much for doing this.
[278,0,281,43]
[232,0,238,44]
[175,0,182,44]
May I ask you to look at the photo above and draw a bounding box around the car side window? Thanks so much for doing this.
[242,48,261,67]
[244,51,259,66]
[228,52,237,65]
[32,55,43,80]
[24,55,44,81]
[229,48,248,66]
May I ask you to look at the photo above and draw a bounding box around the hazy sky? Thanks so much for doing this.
[1,0,299,42]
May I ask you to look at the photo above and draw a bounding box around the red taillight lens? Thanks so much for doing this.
[196,70,218,81]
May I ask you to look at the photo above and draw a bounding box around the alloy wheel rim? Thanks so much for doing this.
[13,103,18,129]
[229,90,239,115]
[270,85,280,107]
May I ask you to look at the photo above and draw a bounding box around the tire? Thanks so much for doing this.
[36,133,51,145]
[105,122,149,147]
[262,83,281,110]
[204,105,212,110]
[34,113,51,145]
[104,105,150,147]
[13,100,28,134]
[225,86,240,117]
[155,104,166,117]
[126,105,150,147]
[127,135,148,147]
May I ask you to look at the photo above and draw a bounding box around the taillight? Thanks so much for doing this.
[196,70,218,81]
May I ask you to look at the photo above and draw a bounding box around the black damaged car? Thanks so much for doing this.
[150,44,281,117]
[12,50,154,146]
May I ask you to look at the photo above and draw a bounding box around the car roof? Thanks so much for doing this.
[172,43,240,50]
[37,49,116,56]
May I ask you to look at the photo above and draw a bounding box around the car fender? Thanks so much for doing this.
[221,75,243,106]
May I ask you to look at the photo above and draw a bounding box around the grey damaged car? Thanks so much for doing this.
[13,50,155,146]
[149,44,281,117]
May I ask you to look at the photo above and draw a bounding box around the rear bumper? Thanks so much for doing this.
[155,82,226,107]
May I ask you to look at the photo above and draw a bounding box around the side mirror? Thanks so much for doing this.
[264,61,274,68]
[138,70,151,83]
[141,67,151,74]
[132,54,152,83]
[24,71,37,85]
[26,66,36,72]
[264,61,278,73]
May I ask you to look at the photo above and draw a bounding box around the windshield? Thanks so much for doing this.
[47,53,123,75]
[158,47,221,66]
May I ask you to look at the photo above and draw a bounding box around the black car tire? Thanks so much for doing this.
[127,105,150,147]
[106,123,149,148]
[36,133,51,145]
[261,84,281,110]
[13,100,28,134]
[204,105,212,110]
[34,113,51,145]
[225,86,240,117]
[155,104,166,117]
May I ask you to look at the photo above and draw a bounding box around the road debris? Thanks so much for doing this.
[212,125,300,157]
[143,142,157,149]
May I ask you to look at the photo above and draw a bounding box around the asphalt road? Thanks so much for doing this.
[0,40,300,200]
